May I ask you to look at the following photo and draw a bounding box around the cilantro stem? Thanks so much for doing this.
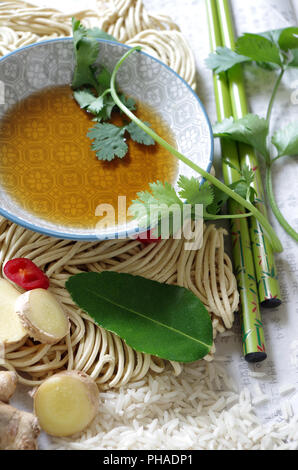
[264,67,298,241]
[205,212,253,220]
[266,165,298,241]
[110,47,283,253]
[266,68,285,125]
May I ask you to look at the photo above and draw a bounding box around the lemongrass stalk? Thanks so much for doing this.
[206,0,266,362]
[110,47,283,254]
[216,0,282,307]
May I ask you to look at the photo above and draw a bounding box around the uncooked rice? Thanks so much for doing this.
[48,360,298,450]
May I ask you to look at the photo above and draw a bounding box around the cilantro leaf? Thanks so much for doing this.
[150,181,183,207]
[213,114,269,159]
[73,89,97,109]
[96,67,112,94]
[126,122,155,145]
[229,180,249,199]
[243,28,298,66]
[205,47,250,73]
[87,123,127,161]
[276,27,298,51]
[222,162,257,204]
[87,95,104,114]
[84,27,115,41]
[241,164,255,187]
[72,19,116,91]
[288,48,298,67]
[119,94,137,112]
[207,186,230,215]
[72,20,100,90]
[129,181,183,231]
[73,89,105,115]
[94,95,117,122]
[272,122,298,157]
[178,176,214,206]
[236,33,283,66]
[229,180,256,203]
[178,175,200,201]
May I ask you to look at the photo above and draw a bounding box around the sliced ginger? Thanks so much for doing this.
[0,279,27,346]
[0,371,40,450]
[34,371,99,437]
[15,288,69,344]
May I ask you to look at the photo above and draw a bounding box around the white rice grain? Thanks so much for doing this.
[48,362,298,451]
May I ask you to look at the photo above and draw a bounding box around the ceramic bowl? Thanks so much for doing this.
[0,38,213,240]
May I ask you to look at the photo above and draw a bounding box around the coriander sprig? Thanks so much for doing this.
[206,26,298,242]
[110,47,282,253]
[71,19,155,162]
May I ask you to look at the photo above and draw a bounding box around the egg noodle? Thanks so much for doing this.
[0,0,238,388]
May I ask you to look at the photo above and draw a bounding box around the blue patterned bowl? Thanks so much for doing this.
[0,38,213,241]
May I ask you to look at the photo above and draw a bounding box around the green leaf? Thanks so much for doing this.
[236,33,282,66]
[71,19,115,91]
[126,121,155,145]
[87,95,104,114]
[288,48,298,67]
[205,47,250,73]
[84,26,116,42]
[241,164,255,187]
[119,94,137,112]
[72,36,100,90]
[229,180,249,199]
[66,272,213,362]
[73,89,96,109]
[96,66,112,93]
[150,181,183,207]
[257,28,298,66]
[213,114,269,159]
[178,176,214,206]
[87,123,128,161]
[206,186,230,215]
[277,27,298,50]
[272,122,298,157]
[94,95,116,122]
[129,181,183,229]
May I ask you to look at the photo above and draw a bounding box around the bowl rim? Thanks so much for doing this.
[0,37,214,241]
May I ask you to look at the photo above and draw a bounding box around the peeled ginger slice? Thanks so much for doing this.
[0,279,27,346]
[15,288,69,344]
[34,371,99,437]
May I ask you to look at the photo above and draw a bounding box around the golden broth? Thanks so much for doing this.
[0,85,178,229]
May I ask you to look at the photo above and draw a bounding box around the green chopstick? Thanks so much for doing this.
[216,0,282,308]
[206,0,266,362]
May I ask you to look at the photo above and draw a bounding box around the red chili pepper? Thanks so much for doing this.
[136,230,161,245]
[4,258,49,291]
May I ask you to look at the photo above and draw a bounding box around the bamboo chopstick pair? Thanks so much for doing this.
[206,0,282,362]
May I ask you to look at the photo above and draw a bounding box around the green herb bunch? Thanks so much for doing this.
[206,27,298,242]
[71,18,154,161]
[71,18,283,253]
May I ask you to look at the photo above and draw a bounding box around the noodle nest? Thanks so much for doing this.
[0,0,239,388]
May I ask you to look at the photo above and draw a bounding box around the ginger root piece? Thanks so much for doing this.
[0,370,40,450]
[0,279,27,346]
[34,371,99,437]
[0,402,40,450]
[15,288,69,345]
[0,371,18,403]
